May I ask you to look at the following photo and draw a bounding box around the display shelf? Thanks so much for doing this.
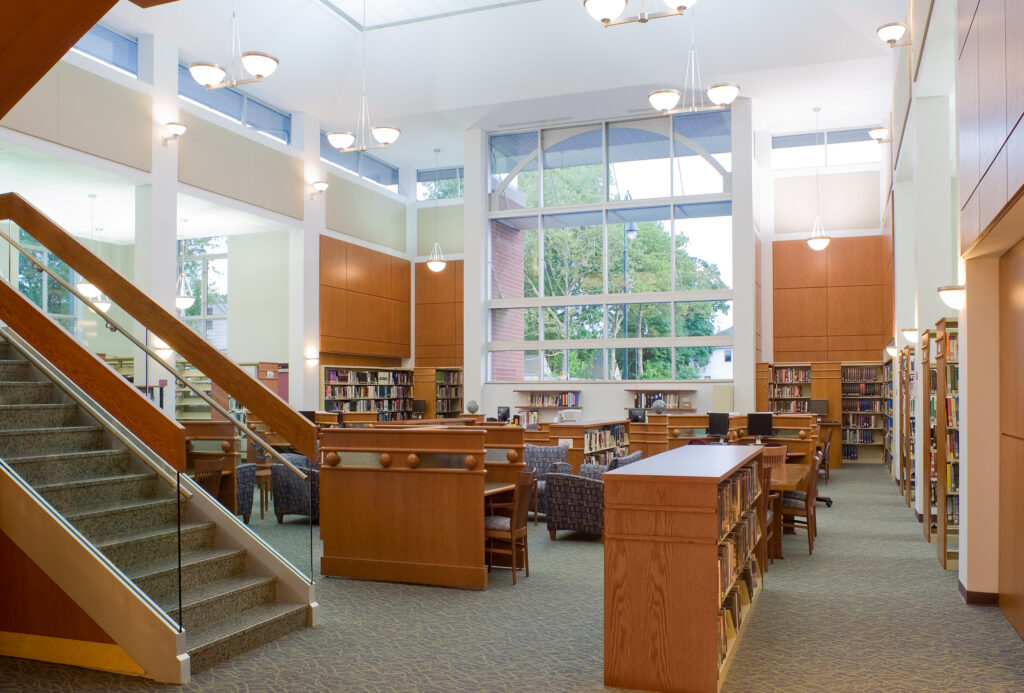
[322,366,413,421]
[549,419,628,472]
[839,363,884,462]
[625,389,696,411]
[934,318,959,569]
[512,389,581,423]
[413,367,463,419]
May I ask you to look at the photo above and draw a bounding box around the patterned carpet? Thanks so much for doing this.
[4,463,1024,692]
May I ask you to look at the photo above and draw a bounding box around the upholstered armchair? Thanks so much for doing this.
[578,450,643,480]
[271,453,320,523]
[545,470,604,539]
[612,450,642,469]
[236,462,256,524]
[523,444,568,523]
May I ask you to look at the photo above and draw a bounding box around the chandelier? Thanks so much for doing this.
[426,148,447,273]
[648,13,739,112]
[585,0,697,28]
[189,1,278,90]
[806,107,831,251]
[326,0,400,152]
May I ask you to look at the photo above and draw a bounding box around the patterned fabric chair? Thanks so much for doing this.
[610,450,642,469]
[236,462,256,524]
[271,453,320,524]
[580,450,643,479]
[523,444,568,523]
[546,470,604,539]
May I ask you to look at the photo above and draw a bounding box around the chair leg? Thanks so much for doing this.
[549,529,556,540]
[524,535,529,578]
[511,535,518,585]
[533,489,538,526]
[276,513,284,524]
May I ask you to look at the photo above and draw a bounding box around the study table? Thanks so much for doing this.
[766,463,810,560]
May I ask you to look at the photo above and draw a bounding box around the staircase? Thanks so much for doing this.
[0,337,309,675]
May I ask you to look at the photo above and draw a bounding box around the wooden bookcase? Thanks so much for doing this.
[548,418,628,473]
[512,389,581,425]
[883,357,895,477]
[839,362,885,463]
[413,367,463,419]
[757,362,842,469]
[920,329,938,540]
[625,389,696,412]
[603,446,762,692]
[934,318,959,569]
[766,364,813,413]
[321,365,413,421]
[900,346,917,509]
[175,361,229,422]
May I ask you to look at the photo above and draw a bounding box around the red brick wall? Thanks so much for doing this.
[489,219,526,380]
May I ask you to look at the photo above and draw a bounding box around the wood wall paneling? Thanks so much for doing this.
[414,260,464,368]
[772,239,828,288]
[346,244,370,295]
[319,286,347,336]
[1008,122,1024,198]
[826,286,884,336]
[962,191,982,251]
[999,236,1024,437]
[959,24,981,206]
[773,288,828,337]
[981,148,1009,231]
[391,257,411,301]
[826,236,883,286]
[1000,435,1024,637]
[320,236,347,289]
[978,0,1007,172]
[959,0,980,56]
[1007,0,1024,132]
[774,336,829,353]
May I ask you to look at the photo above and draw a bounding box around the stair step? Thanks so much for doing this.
[0,341,8,359]
[0,359,29,380]
[66,497,179,543]
[0,425,104,458]
[126,547,247,602]
[0,382,52,405]
[36,472,157,514]
[3,448,130,485]
[96,521,216,573]
[160,574,277,631]
[0,403,78,430]
[186,602,307,674]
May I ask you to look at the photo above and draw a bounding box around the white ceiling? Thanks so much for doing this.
[322,0,540,30]
[102,0,908,173]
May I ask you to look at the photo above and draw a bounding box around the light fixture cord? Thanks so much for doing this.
[814,106,821,218]
[230,0,240,84]
[434,148,441,244]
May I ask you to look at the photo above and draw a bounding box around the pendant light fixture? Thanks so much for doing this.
[189,0,278,90]
[426,148,447,273]
[807,107,831,251]
[585,0,696,28]
[76,194,102,299]
[648,12,739,113]
[326,0,400,153]
[175,238,196,311]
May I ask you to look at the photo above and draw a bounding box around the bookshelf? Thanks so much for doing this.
[413,367,463,419]
[549,418,628,473]
[767,364,812,413]
[758,362,842,469]
[105,355,134,381]
[935,318,959,569]
[513,389,581,425]
[900,346,917,509]
[322,366,413,421]
[883,357,895,476]
[920,330,938,541]
[175,361,229,422]
[603,446,762,692]
[839,363,885,463]
[624,389,696,412]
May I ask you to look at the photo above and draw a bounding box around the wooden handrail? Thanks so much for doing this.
[0,193,317,459]
[0,281,187,469]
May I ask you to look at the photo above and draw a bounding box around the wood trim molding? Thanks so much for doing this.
[0,193,316,459]
[0,631,143,677]
[958,579,999,606]
[0,281,186,469]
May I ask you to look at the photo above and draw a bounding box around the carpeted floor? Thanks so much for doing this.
[4,463,1024,692]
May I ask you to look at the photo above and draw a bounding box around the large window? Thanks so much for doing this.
[179,237,228,351]
[178,65,291,144]
[417,166,463,200]
[72,24,138,78]
[486,111,733,382]
[319,133,399,193]
[771,127,879,169]
[15,228,77,332]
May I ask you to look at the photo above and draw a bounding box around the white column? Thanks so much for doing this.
[730,98,756,411]
[754,129,774,363]
[893,177,915,487]
[463,128,487,411]
[288,113,322,409]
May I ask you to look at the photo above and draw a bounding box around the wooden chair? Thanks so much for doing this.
[484,470,534,585]
[781,452,820,555]
[760,445,787,481]
[686,438,707,445]
[193,457,225,500]
[756,460,781,572]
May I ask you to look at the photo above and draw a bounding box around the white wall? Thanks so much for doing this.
[227,230,290,364]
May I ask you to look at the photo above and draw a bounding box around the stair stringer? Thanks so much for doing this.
[0,466,189,683]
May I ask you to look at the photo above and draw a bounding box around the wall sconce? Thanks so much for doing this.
[310,181,329,199]
[938,284,966,311]
[868,127,891,144]
[304,346,320,364]
[885,344,898,357]
[901,327,918,344]
[162,122,187,147]
[877,23,911,48]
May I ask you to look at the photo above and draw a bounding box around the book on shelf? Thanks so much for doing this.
[772,400,809,413]
[522,391,580,408]
[434,370,462,385]
[841,365,879,382]
[770,385,806,398]
[583,424,628,455]
[841,382,883,396]
[842,413,882,428]
[717,462,758,539]
[946,333,960,361]
[631,392,691,409]
[842,400,884,413]
[772,367,811,383]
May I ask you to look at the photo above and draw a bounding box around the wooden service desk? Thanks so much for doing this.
[603,444,764,693]
[319,427,493,589]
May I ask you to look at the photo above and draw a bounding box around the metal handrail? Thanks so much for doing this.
[0,225,308,480]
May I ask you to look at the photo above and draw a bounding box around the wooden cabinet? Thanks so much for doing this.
[321,366,413,421]
[549,419,628,473]
[412,367,463,419]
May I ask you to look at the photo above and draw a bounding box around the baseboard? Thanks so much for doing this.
[958,579,999,606]
[915,511,923,523]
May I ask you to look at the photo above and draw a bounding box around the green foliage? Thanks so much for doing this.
[420,177,461,200]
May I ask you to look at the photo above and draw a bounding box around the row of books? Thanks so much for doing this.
[435,385,462,399]
[841,429,876,444]
[947,429,959,457]
[772,400,809,413]
[324,369,412,385]
[946,365,960,391]
[841,382,883,396]
[632,392,692,409]
[583,425,628,454]
[943,333,960,362]
[523,392,580,408]
[771,367,811,383]
[842,413,882,428]
[841,444,861,460]
[323,398,413,413]
[324,385,413,400]
[584,447,626,466]
[717,462,759,538]
[717,567,758,667]
[945,396,960,426]
[842,400,884,413]
[841,366,879,382]
[947,494,960,526]
[946,460,960,493]
[770,385,806,398]
[718,518,755,603]
[434,370,463,384]
[436,401,462,413]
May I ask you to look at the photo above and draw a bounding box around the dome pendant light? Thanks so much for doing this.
[807,107,831,252]
[189,1,278,91]
[426,147,446,273]
[175,241,196,311]
[648,13,739,113]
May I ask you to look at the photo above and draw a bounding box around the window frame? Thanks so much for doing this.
[179,241,228,351]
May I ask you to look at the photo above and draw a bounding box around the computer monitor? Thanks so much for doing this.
[707,412,730,442]
[298,410,316,423]
[808,399,829,417]
[628,408,646,423]
[496,406,511,423]
[747,412,774,444]
[411,399,427,418]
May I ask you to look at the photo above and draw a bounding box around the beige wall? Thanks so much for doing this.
[1,63,151,172]
[325,172,406,253]
[773,171,881,234]
[177,113,304,220]
[227,231,290,363]
[416,204,464,255]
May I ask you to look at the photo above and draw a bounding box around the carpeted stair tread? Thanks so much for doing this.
[123,546,246,582]
[158,573,276,615]
[95,520,217,573]
[3,449,130,485]
[34,471,155,493]
[0,424,103,436]
[0,402,78,429]
[94,520,215,552]
[1,447,125,463]
[64,496,177,522]
[185,601,307,656]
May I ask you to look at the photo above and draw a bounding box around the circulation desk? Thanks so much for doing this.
[603,444,764,693]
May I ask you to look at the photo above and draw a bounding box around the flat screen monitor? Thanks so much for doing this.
[628,408,646,423]
[411,399,427,414]
[298,410,316,423]
[808,399,829,417]
[496,406,511,423]
[707,412,730,438]
[747,412,773,442]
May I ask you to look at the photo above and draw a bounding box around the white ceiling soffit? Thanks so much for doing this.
[773,170,881,234]
[319,0,542,31]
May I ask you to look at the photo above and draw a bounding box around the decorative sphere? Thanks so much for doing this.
[466,400,479,414]
[651,400,667,415]
[379,452,392,468]
[671,428,680,438]
[799,429,807,439]
[506,449,518,463]
[407,453,420,469]
[465,455,477,470]
[221,441,233,453]
[325,452,340,466]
